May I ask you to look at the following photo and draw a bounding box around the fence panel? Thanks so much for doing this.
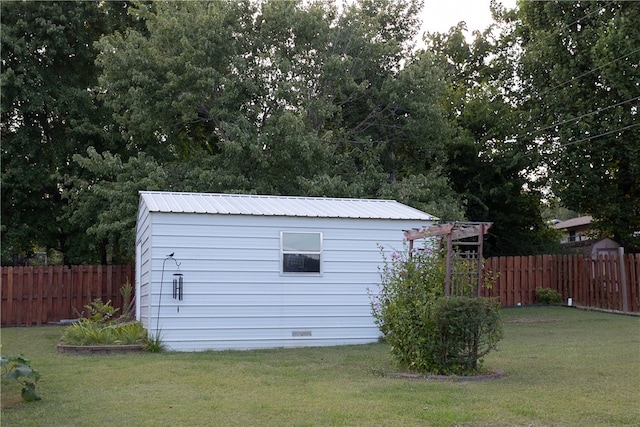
[2,255,639,327]
[1,265,134,327]
[485,254,639,313]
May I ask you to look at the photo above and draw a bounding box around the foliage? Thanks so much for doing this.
[431,296,502,374]
[370,243,445,372]
[509,2,640,252]
[61,298,156,348]
[370,241,502,374]
[423,24,560,256]
[535,288,562,305]
[120,281,134,319]
[85,298,119,323]
[89,0,464,258]
[63,148,168,263]
[1,354,41,402]
[144,331,166,353]
[0,1,137,265]
[11,0,637,263]
[61,319,148,346]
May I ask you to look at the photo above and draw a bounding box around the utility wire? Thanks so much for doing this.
[452,0,618,85]
[513,95,639,141]
[556,123,639,149]
[537,47,640,99]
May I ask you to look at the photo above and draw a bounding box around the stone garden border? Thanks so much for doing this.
[57,343,145,355]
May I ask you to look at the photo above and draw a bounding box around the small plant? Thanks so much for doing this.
[61,319,148,346]
[120,281,134,319]
[535,287,562,304]
[1,354,41,402]
[144,330,165,353]
[85,298,119,323]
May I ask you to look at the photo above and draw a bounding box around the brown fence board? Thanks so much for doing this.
[632,254,639,312]
[1,265,134,327]
[485,254,639,313]
[2,256,639,327]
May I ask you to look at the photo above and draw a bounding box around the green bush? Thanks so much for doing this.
[535,287,562,304]
[370,243,503,375]
[432,296,503,375]
[370,244,445,372]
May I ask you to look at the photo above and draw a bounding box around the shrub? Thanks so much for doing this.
[432,296,503,375]
[120,281,134,320]
[144,331,166,353]
[370,242,503,375]
[1,354,41,402]
[370,244,445,372]
[535,287,562,304]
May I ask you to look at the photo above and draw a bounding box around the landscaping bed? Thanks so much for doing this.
[56,343,145,355]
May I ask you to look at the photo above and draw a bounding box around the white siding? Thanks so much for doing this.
[135,199,153,329]
[137,194,435,351]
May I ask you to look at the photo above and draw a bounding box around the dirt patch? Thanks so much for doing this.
[504,317,563,324]
[390,370,506,381]
[0,394,25,410]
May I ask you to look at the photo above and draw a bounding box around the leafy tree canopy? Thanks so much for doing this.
[1,1,137,264]
[512,0,640,251]
[423,22,561,256]
[83,0,465,262]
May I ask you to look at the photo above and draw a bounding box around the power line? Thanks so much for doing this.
[515,95,639,140]
[558,123,639,148]
[537,47,640,99]
[463,0,619,87]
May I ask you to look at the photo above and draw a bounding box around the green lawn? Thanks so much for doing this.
[2,307,639,426]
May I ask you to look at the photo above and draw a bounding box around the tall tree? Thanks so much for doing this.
[1,1,138,264]
[513,1,640,251]
[424,23,559,256]
[94,0,464,218]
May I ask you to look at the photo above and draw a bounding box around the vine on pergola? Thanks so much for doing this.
[404,222,492,296]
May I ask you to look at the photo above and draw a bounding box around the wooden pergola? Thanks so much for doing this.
[403,222,492,297]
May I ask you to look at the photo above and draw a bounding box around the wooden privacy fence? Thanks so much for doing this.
[482,254,640,312]
[2,255,639,326]
[1,265,134,327]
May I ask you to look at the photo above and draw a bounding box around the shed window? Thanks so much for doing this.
[281,232,322,273]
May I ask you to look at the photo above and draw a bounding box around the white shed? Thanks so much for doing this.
[135,191,436,351]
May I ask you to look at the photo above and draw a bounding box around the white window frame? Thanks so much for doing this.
[280,231,322,275]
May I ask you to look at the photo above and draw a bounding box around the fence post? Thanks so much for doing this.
[619,247,628,312]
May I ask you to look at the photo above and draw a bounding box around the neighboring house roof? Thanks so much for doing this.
[553,215,593,230]
[139,191,437,220]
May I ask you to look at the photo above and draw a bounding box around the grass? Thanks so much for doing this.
[1,306,639,426]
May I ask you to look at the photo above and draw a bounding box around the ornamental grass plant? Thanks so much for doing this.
[60,319,148,346]
[59,298,155,349]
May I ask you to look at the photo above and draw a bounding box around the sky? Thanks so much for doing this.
[419,0,518,35]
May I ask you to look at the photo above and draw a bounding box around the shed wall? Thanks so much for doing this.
[141,211,431,351]
[135,200,153,327]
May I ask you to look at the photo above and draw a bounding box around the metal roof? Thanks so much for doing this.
[139,191,437,220]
